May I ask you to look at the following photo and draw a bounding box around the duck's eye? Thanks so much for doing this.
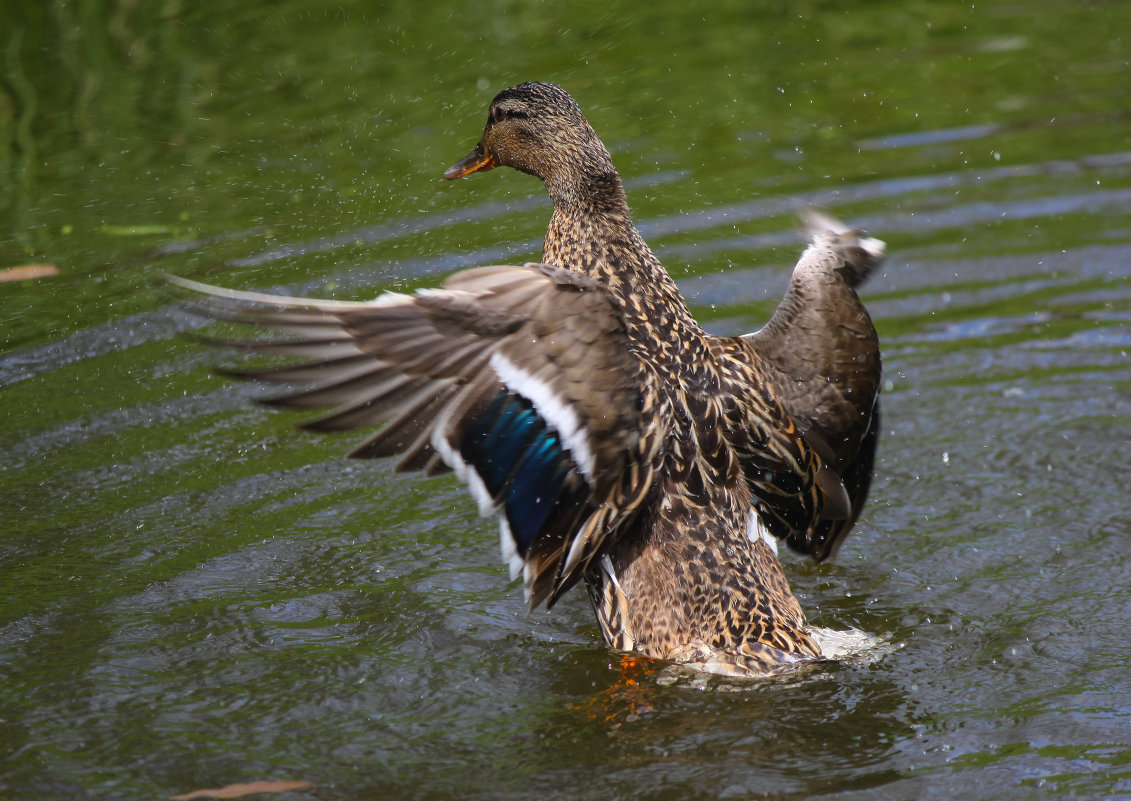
[491,107,507,123]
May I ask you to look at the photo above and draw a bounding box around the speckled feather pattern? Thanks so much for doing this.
[173,82,884,678]
[482,84,835,671]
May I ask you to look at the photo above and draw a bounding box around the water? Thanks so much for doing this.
[3,2,1130,799]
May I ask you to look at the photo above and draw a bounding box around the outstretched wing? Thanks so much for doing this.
[742,212,885,561]
[168,264,659,608]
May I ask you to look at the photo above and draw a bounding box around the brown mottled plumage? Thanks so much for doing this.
[746,211,884,562]
[170,82,884,677]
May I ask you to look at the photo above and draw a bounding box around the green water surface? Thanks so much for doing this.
[3,2,1131,800]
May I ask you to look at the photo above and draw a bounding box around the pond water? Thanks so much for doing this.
[3,2,1131,799]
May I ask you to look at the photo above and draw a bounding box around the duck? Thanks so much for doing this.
[170,81,884,677]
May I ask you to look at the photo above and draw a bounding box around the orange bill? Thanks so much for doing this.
[444,142,498,179]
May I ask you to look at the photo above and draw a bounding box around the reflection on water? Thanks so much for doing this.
[3,1,1131,799]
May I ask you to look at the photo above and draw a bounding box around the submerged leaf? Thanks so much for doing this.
[0,265,60,282]
[169,779,313,800]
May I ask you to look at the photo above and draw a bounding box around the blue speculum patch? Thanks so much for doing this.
[462,391,570,554]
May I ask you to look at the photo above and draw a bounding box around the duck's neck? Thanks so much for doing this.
[542,171,632,279]
[541,170,695,330]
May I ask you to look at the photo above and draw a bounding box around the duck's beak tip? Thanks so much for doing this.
[444,143,497,180]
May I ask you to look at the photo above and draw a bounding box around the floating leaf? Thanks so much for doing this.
[169,779,313,800]
[0,265,60,282]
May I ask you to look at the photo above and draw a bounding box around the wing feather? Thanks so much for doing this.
[739,213,884,560]
[168,265,655,607]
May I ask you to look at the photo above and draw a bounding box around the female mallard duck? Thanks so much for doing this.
[172,82,883,677]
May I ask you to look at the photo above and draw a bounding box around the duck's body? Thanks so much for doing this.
[174,82,883,677]
[552,220,829,669]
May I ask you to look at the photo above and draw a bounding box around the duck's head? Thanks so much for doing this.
[444,82,616,200]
